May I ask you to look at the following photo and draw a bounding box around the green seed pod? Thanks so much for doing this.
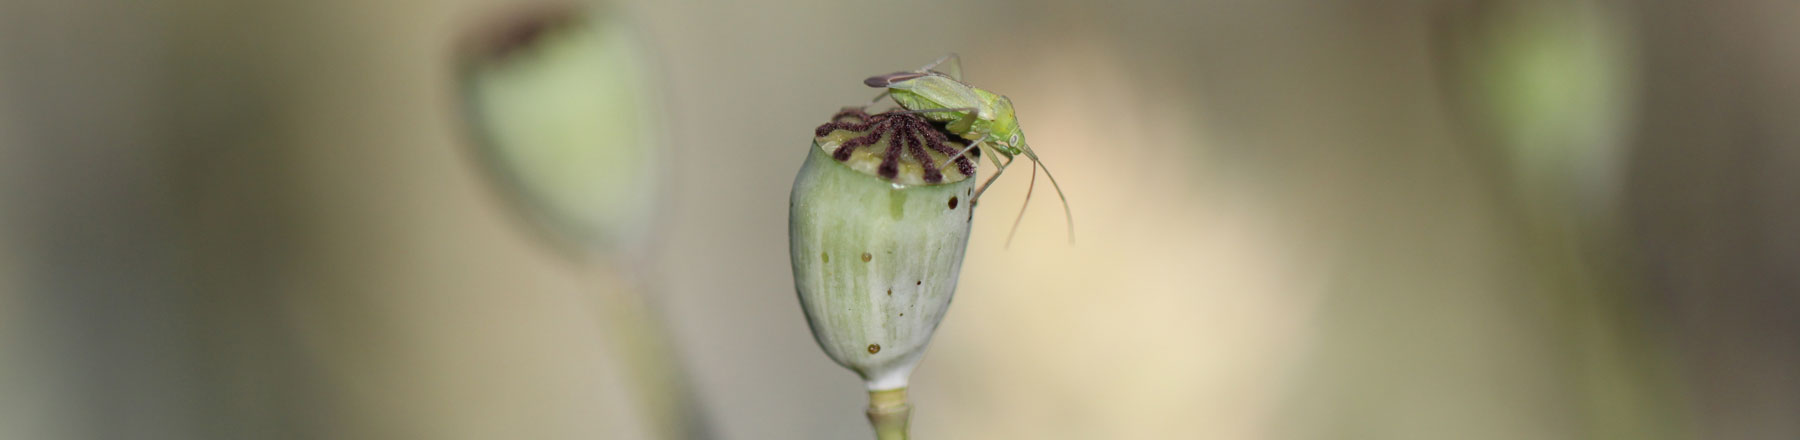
[790,109,977,439]
[457,7,702,440]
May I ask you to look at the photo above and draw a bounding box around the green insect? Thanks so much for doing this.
[863,54,1073,244]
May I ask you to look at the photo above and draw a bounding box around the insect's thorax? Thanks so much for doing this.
[983,94,1021,147]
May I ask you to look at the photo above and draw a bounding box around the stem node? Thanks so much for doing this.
[866,388,912,440]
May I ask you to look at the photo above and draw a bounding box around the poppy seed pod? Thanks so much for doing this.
[789,109,978,439]
[458,6,663,255]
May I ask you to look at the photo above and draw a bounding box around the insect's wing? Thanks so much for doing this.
[889,74,986,115]
[864,71,928,88]
[919,53,963,81]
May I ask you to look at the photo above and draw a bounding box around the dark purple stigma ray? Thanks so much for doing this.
[815,117,871,137]
[886,114,937,183]
[877,131,902,179]
[902,128,944,183]
[834,122,880,161]
[814,107,885,138]
[832,139,858,161]
[918,123,977,177]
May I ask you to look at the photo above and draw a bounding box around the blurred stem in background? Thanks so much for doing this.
[1433,1,1689,438]
[574,263,706,440]
[1625,1,1800,438]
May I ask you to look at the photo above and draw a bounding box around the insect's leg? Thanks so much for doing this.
[945,141,981,165]
[985,145,1009,169]
[1019,147,1075,244]
[937,133,988,170]
[1003,160,1038,248]
[918,53,964,81]
[971,151,1016,202]
[866,90,891,107]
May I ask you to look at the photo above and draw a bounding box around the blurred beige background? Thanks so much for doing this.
[4,0,1797,439]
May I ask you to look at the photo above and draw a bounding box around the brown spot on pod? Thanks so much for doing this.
[948,196,959,209]
[868,344,881,354]
[861,252,872,262]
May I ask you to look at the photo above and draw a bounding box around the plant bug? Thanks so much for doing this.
[864,54,1074,245]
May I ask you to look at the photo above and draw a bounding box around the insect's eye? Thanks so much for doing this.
[863,71,928,88]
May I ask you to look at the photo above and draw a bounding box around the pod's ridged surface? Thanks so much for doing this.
[789,131,974,391]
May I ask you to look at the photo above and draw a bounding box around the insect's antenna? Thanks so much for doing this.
[1003,160,1037,248]
[1021,149,1075,244]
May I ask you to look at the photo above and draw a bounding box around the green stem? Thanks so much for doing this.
[866,388,912,440]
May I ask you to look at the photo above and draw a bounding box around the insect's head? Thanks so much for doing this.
[863,71,929,88]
